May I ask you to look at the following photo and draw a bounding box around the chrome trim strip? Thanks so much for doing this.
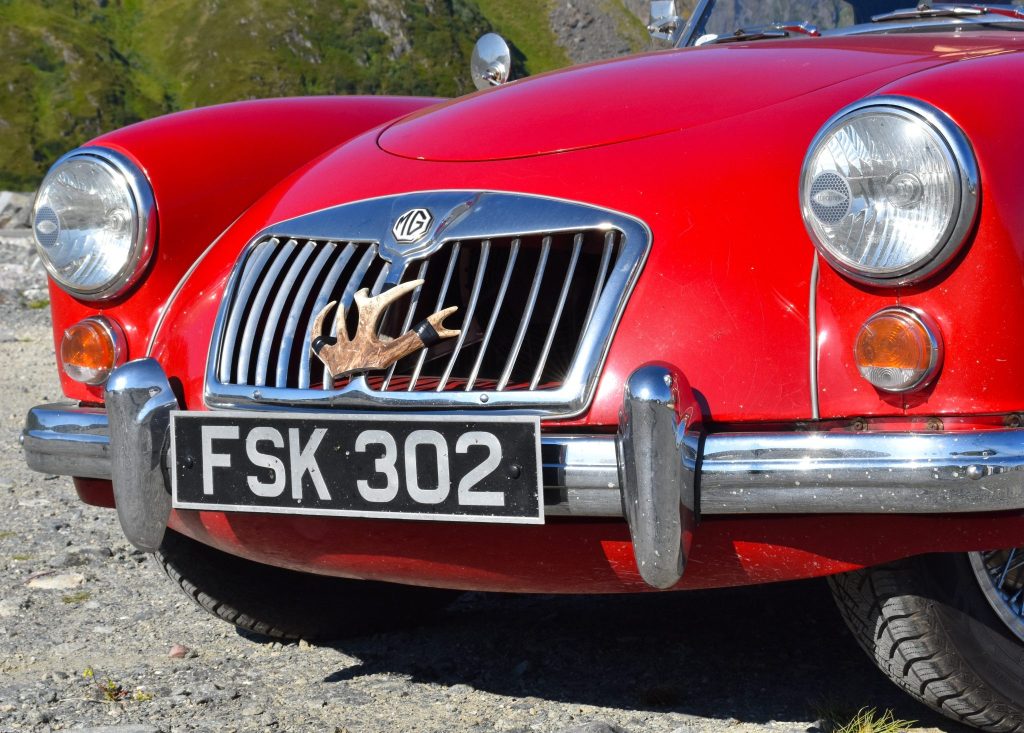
[575,231,615,366]
[256,240,315,386]
[408,241,460,391]
[299,242,357,389]
[276,243,334,387]
[219,241,274,382]
[36,146,156,301]
[466,239,519,391]
[498,235,550,391]
[332,245,379,340]
[205,191,652,417]
[28,403,1024,517]
[236,239,290,383]
[809,252,819,420]
[437,239,489,391]
[382,259,429,391]
[531,232,582,390]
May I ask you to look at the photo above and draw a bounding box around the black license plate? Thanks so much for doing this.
[170,411,543,524]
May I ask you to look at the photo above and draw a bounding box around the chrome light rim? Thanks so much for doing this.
[34,147,157,301]
[64,316,128,385]
[800,95,980,287]
[855,306,943,393]
[969,549,1024,643]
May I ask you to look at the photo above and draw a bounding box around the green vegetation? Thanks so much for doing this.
[0,0,588,189]
[814,704,916,733]
[82,666,153,703]
[474,0,570,73]
[61,590,91,604]
[602,0,651,54]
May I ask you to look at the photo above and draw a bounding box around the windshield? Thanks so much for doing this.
[686,1,1024,44]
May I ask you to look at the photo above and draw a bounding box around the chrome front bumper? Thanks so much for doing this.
[22,360,1024,587]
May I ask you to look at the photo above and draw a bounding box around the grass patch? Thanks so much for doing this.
[815,705,916,733]
[472,0,570,73]
[61,591,91,604]
[26,299,50,310]
[11,554,32,561]
[0,531,15,540]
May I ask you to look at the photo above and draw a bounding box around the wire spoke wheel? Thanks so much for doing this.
[969,548,1024,643]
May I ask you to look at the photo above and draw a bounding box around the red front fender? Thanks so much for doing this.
[50,95,443,403]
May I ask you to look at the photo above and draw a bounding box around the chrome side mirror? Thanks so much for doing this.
[471,33,511,91]
[648,1,685,43]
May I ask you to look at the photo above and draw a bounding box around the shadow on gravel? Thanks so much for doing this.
[303,578,973,731]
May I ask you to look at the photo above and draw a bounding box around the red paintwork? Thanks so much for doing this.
[379,35,1007,162]
[50,96,440,403]
[50,33,1024,592]
[816,49,1024,418]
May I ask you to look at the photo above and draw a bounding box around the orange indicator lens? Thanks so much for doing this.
[854,307,940,393]
[61,317,123,385]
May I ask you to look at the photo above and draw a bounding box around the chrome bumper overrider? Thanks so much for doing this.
[22,360,1024,587]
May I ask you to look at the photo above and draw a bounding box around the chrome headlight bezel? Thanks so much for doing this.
[32,147,156,301]
[800,96,980,287]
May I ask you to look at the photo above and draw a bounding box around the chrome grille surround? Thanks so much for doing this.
[204,191,650,417]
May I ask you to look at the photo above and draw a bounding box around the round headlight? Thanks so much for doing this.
[801,97,978,286]
[33,148,155,300]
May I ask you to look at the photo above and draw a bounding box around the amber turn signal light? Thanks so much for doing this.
[60,317,125,385]
[854,307,941,393]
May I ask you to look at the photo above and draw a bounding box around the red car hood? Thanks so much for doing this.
[377,35,1012,162]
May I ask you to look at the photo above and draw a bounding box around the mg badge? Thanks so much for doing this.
[393,208,433,243]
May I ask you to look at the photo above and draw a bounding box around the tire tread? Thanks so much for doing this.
[829,558,1024,733]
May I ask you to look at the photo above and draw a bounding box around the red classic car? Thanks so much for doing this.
[21,0,1024,728]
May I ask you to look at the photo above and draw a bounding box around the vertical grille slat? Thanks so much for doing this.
[371,263,392,296]
[330,245,378,338]
[407,241,461,392]
[436,240,490,392]
[235,240,296,384]
[583,231,616,333]
[381,259,429,391]
[255,240,316,386]
[218,241,276,383]
[297,242,357,389]
[274,242,335,388]
[323,244,380,390]
[497,235,551,391]
[465,238,519,391]
[530,233,583,390]
[571,230,616,367]
[207,192,649,414]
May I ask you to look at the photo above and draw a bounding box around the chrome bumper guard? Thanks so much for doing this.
[22,361,1024,587]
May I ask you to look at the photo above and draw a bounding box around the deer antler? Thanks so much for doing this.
[310,279,460,383]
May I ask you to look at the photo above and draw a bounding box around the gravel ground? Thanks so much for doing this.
[0,301,973,733]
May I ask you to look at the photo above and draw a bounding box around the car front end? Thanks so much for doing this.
[21,4,1024,726]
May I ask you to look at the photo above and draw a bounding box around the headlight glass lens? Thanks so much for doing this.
[33,152,150,299]
[802,103,975,284]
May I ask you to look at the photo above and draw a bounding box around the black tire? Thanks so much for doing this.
[155,529,460,641]
[829,553,1024,732]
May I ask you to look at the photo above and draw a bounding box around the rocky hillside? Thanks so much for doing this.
[0,0,671,190]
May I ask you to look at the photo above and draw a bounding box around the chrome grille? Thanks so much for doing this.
[205,191,650,416]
